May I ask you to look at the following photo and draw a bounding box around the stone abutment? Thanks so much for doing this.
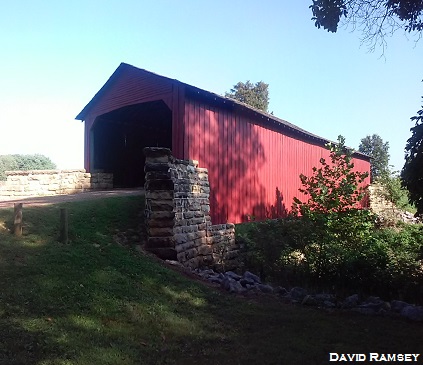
[143,147,240,270]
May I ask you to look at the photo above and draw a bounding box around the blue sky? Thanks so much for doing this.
[0,0,421,172]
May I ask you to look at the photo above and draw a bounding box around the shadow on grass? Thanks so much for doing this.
[0,196,423,365]
[0,197,239,364]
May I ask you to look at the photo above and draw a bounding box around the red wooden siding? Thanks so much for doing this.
[183,98,370,224]
[82,67,173,121]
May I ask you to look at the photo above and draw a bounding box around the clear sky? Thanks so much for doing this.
[1,0,421,172]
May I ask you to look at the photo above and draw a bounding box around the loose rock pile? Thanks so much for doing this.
[187,266,423,322]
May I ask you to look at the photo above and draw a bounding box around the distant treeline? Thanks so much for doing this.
[0,154,57,181]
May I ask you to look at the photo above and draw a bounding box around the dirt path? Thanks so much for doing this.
[0,189,144,209]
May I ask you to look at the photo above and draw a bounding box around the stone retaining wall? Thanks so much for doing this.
[368,184,397,216]
[0,169,113,197]
[144,147,240,270]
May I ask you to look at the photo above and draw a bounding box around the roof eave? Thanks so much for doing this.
[74,63,371,162]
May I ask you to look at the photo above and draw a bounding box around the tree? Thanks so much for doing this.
[13,154,56,171]
[293,135,369,214]
[291,135,373,287]
[358,134,390,182]
[0,154,57,181]
[401,97,423,215]
[225,81,269,112]
[377,170,412,216]
[309,0,423,50]
[0,155,18,181]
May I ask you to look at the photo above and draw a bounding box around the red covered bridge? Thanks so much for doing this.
[76,63,370,224]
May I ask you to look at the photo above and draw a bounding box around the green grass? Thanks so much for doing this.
[0,196,422,365]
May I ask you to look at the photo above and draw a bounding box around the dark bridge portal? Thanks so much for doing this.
[91,100,172,187]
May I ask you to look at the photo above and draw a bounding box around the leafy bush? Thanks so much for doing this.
[237,218,308,284]
[237,219,423,302]
[0,154,57,180]
[367,225,423,301]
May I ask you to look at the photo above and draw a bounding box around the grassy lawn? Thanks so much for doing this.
[0,196,422,365]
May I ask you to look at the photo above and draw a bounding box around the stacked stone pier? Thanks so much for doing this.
[143,147,239,269]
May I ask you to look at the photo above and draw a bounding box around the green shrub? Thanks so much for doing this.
[237,219,423,302]
[237,218,300,282]
[366,225,423,302]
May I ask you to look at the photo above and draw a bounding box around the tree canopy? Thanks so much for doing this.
[401,97,423,215]
[310,0,423,49]
[225,81,269,113]
[0,154,57,180]
[358,134,390,182]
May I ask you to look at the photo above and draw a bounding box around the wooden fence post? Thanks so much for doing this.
[60,208,69,244]
[14,203,23,236]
